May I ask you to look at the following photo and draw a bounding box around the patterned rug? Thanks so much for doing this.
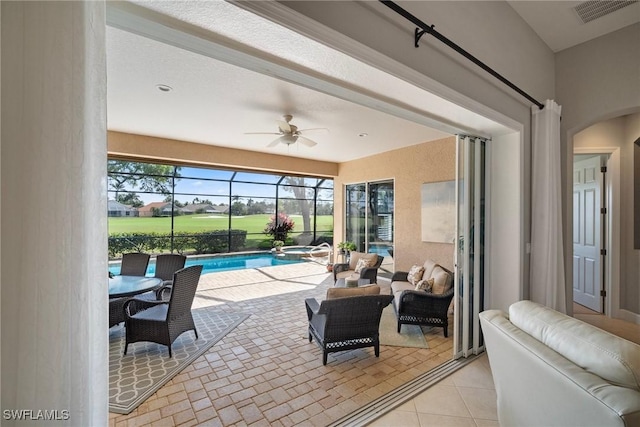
[379,305,429,348]
[109,307,250,414]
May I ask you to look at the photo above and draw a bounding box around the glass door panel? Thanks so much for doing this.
[368,181,395,273]
[454,135,487,358]
[345,183,367,254]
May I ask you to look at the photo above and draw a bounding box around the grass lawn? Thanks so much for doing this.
[108,214,333,235]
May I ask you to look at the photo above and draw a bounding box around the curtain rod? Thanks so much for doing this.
[379,0,545,110]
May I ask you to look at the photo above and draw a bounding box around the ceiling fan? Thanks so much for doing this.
[245,115,325,148]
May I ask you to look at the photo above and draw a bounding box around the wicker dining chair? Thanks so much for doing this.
[151,254,187,300]
[123,265,203,358]
[119,252,150,276]
[109,252,151,328]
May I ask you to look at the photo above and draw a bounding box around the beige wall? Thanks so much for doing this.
[334,137,456,272]
[108,131,339,177]
[574,113,640,314]
[557,23,640,316]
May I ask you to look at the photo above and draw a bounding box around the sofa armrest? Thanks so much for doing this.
[391,271,409,282]
[360,267,379,283]
[333,263,350,281]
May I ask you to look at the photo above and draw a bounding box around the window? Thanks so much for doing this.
[107,160,334,258]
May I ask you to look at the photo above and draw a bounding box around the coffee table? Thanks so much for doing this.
[334,278,372,288]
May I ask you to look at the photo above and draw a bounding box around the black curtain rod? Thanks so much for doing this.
[379,0,545,110]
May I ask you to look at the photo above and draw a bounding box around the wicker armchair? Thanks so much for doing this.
[305,294,393,365]
[333,252,384,284]
[109,252,151,328]
[123,265,203,357]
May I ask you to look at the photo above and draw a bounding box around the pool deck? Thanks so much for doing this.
[110,262,456,427]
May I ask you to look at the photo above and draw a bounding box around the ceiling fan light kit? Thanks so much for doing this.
[245,114,324,148]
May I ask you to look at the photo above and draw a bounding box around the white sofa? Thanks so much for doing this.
[480,300,640,427]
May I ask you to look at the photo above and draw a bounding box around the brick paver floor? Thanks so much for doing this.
[110,262,453,426]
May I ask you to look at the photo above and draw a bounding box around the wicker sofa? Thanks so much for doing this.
[390,259,454,336]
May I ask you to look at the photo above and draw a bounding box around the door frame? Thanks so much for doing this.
[573,147,620,318]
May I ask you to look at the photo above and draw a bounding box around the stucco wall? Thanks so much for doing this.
[557,23,640,316]
[108,131,338,177]
[334,137,456,272]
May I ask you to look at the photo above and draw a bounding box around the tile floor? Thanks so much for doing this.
[369,354,497,427]
[109,262,640,427]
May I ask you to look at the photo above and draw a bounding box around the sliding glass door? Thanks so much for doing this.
[345,180,395,273]
[454,135,488,358]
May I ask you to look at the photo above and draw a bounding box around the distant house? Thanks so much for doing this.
[182,203,217,215]
[212,204,230,214]
[138,201,184,217]
[107,200,138,217]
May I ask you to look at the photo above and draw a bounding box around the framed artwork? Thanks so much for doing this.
[421,180,456,243]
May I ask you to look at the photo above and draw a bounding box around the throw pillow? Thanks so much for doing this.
[431,266,453,294]
[407,265,425,285]
[415,277,434,292]
[354,258,373,273]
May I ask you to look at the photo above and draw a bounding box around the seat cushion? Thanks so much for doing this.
[510,300,640,392]
[327,285,381,299]
[348,252,378,271]
[131,303,168,321]
[335,270,356,280]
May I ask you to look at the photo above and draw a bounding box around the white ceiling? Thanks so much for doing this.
[106,1,639,164]
[508,1,640,52]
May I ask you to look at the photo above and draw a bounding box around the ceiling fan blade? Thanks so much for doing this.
[244,132,281,135]
[298,127,329,134]
[267,137,282,147]
[297,136,317,147]
[277,120,291,134]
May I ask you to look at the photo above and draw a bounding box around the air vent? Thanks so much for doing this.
[574,1,637,24]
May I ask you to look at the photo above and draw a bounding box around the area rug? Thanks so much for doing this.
[109,307,250,414]
[379,305,429,348]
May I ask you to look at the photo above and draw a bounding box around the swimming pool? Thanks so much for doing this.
[109,252,306,276]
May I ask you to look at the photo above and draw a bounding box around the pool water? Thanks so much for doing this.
[109,252,305,276]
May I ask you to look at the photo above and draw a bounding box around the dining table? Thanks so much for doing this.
[108,275,163,298]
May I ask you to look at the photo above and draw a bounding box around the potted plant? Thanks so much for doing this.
[338,241,357,263]
[272,240,285,253]
[337,241,357,259]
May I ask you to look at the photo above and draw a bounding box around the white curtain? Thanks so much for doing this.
[530,99,566,313]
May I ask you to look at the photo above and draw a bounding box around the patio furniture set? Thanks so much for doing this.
[109,252,202,358]
[306,252,454,364]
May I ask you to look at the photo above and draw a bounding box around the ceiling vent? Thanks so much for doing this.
[574,0,637,24]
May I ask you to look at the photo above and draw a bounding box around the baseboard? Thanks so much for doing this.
[618,309,640,325]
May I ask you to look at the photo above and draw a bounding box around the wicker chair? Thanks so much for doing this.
[123,265,203,358]
[109,252,151,328]
[333,253,384,284]
[145,254,187,301]
[119,252,150,276]
[305,294,393,365]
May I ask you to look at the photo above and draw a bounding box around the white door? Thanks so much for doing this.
[572,156,602,312]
